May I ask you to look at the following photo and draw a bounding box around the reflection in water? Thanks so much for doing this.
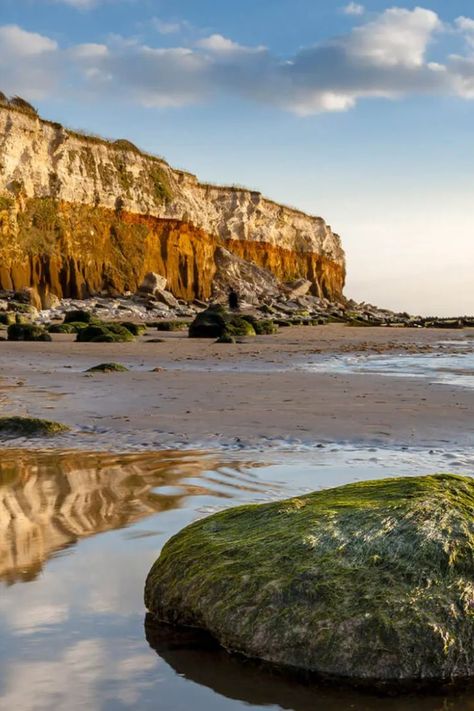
[0,447,474,711]
[145,617,474,711]
[0,449,268,585]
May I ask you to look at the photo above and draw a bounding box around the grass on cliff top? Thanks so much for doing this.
[0,417,70,437]
[145,474,474,684]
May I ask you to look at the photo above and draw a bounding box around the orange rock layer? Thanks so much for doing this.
[0,199,345,302]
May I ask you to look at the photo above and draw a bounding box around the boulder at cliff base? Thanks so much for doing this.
[145,474,474,690]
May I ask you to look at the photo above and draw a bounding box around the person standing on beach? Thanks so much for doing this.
[228,289,240,310]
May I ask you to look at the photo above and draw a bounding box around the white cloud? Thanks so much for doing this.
[342,3,365,16]
[152,18,185,35]
[343,7,441,67]
[0,25,57,56]
[2,8,474,115]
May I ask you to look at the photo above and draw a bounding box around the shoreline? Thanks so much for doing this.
[0,324,472,453]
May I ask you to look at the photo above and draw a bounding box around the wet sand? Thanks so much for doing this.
[1,324,473,450]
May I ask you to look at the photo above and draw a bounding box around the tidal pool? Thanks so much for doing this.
[0,446,473,711]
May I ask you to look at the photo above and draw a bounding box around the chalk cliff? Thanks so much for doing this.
[0,104,345,302]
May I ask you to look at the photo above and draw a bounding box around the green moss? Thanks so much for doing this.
[7,324,52,341]
[64,309,92,324]
[0,312,15,326]
[149,165,173,204]
[76,322,135,343]
[120,321,146,336]
[216,333,236,344]
[48,323,78,334]
[241,316,278,335]
[0,417,69,437]
[145,474,474,689]
[189,307,257,339]
[86,362,129,373]
[156,321,188,332]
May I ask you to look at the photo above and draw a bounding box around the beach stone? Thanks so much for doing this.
[42,292,60,310]
[211,247,280,304]
[14,287,42,311]
[189,305,255,338]
[145,474,474,690]
[283,278,312,299]
[138,272,167,295]
[154,289,180,309]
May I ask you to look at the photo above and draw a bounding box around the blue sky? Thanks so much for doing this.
[1,0,473,315]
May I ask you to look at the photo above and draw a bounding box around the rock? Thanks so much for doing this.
[212,247,281,305]
[76,322,136,343]
[0,417,70,437]
[138,272,167,295]
[189,305,256,339]
[64,309,92,324]
[7,324,52,341]
[14,287,42,311]
[86,362,129,373]
[145,474,474,690]
[154,289,180,309]
[283,278,312,299]
[42,292,60,310]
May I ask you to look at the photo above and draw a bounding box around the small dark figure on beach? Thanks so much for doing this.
[228,289,240,310]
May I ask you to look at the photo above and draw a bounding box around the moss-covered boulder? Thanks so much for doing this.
[64,309,92,324]
[76,322,135,343]
[0,416,70,437]
[7,324,52,341]
[48,322,78,334]
[145,474,474,690]
[120,321,146,336]
[189,306,255,339]
[86,362,129,373]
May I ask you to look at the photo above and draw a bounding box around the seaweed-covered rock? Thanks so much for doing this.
[76,322,135,343]
[64,309,92,324]
[156,320,188,332]
[86,362,129,373]
[7,324,52,341]
[48,323,78,334]
[0,417,69,437]
[120,321,146,336]
[189,306,255,339]
[145,474,474,690]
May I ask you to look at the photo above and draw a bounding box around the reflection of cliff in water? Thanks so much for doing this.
[144,617,474,711]
[0,449,262,585]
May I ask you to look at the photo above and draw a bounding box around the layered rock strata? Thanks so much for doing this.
[0,105,345,302]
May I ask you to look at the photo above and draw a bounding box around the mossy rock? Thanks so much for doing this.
[76,322,135,343]
[156,321,188,332]
[0,312,15,326]
[254,319,278,335]
[189,306,255,339]
[64,309,92,324]
[145,474,474,690]
[120,321,146,336]
[86,362,129,373]
[7,324,52,341]
[7,301,37,315]
[216,334,236,344]
[0,416,69,437]
[48,322,77,334]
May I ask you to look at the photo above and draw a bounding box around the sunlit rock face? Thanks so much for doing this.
[0,106,346,302]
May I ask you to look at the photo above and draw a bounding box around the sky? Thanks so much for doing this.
[0,1,473,315]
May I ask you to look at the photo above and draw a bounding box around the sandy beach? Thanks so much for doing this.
[2,324,473,451]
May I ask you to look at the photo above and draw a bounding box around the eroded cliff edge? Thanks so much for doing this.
[0,105,345,302]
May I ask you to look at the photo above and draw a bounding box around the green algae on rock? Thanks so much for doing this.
[145,474,474,690]
[0,417,70,437]
[7,323,52,341]
[76,322,135,343]
[86,362,129,373]
[189,306,256,339]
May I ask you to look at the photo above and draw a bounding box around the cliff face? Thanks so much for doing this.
[0,105,346,301]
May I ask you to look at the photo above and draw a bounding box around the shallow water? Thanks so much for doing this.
[301,342,474,389]
[0,446,473,711]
